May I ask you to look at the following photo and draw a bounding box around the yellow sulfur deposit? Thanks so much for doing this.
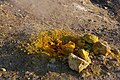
[111,48,120,63]
[83,33,98,43]
[20,29,120,73]
[92,41,111,56]
[62,41,75,49]
[77,39,85,48]
[77,49,91,63]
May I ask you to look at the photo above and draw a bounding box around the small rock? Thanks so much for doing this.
[0,68,6,71]
[0,72,2,77]
[47,63,57,70]
[77,39,85,48]
[61,41,75,54]
[18,9,21,12]
[104,6,108,10]
[68,53,90,73]
[77,49,91,63]
[111,48,120,55]
[111,48,120,63]
[92,41,111,56]
[10,5,14,7]
[49,58,56,64]
[83,33,98,43]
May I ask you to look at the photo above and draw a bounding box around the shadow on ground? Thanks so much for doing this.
[90,0,120,22]
[0,31,82,79]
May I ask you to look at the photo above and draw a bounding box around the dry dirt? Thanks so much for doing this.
[0,0,120,80]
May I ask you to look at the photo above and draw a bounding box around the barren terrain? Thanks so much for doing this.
[0,0,120,80]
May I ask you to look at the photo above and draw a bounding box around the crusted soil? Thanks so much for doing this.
[0,0,120,80]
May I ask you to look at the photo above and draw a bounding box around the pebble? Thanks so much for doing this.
[0,73,2,77]
[49,58,56,64]
[104,7,108,10]
[10,5,13,7]
[0,68,6,71]
[0,4,3,7]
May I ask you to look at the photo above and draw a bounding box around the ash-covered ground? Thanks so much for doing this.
[0,0,120,80]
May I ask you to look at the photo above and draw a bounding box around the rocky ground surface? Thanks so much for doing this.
[90,0,120,22]
[0,0,120,80]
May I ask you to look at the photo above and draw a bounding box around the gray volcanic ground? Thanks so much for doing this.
[0,0,120,80]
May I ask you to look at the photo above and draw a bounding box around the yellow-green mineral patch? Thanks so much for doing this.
[20,29,120,73]
[83,33,98,43]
